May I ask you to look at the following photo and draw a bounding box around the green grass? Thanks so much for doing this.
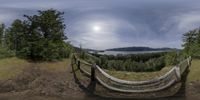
[0,57,71,80]
[105,66,172,81]
[106,59,200,82]
[187,59,200,83]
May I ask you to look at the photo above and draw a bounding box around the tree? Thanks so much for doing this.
[182,28,200,58]
[0,23,15,59]
[182,30,198,55]
[5,9,71,61]
[24,9,69,60]
[0,24,5,46]
[5,19,25,52]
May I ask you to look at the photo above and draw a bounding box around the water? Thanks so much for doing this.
[97,50,167,55]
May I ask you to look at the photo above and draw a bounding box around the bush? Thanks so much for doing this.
[165,50,188,66]
[0,47,15,59]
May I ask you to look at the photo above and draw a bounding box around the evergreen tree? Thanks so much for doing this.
[0,24,5,46]
[182,28,200,58]
[19,9,69,60]
[5,19,24,52]
[182,30,197,54]
[3,9,72,61]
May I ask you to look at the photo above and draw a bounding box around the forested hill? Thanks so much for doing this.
[106,47,177,51]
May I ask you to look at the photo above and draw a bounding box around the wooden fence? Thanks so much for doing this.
[71,53,191,93]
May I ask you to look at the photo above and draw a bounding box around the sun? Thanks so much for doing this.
[93,25,101,32]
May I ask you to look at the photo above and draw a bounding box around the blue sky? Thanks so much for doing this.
[0,0,200,50]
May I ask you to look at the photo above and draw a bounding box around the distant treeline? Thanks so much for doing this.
[80,51,187,72]
[0,9,73,61]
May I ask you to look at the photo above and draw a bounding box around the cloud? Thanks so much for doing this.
[67,15,135,50]
[176,12,200,31]
[1,0,200,49]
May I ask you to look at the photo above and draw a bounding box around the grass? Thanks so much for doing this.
[187,59,200,83]
[106,59,200,82]
[0,57,29,80]
[0,57,71,80]
[34,59,71,72]
[0,57,200,83]
[105,66,172,81]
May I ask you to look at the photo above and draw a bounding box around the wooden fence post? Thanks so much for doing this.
[175,66,181,81]
[189,56,192,66]
[71,55,74,67]
[74,55,76,65]
[91,64,96,82]
[77,60,80,69]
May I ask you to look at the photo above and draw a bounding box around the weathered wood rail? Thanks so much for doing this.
[71,53,192,93]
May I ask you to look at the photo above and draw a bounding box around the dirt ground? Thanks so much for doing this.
[0,63,88,100]
[0,64,200,100]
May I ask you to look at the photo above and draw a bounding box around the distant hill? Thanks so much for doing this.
[106,46,178,51]
[73,46,104,52]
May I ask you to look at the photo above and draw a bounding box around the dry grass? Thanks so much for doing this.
[0,57,71,80]
[187,59,200,83]
[1,57,200,83]
[33,59,71,72]
[0,57,29,80]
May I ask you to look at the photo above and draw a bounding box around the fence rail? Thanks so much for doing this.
[72,53,191,93]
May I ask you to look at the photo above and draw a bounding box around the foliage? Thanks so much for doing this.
[79,50,190,72]
[5,19,24,52]
[182,28,200,58]
[0,23,15,59]
[0,47,15,59]
[0,24,5,46]
[1,9,73,61]
[165,50,179,66]
[80,52,168,72]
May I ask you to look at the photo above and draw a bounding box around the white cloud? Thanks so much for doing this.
[176,11,200,31]
[1,0,200,49]
[0,9,20,25]
[68,15,136,49]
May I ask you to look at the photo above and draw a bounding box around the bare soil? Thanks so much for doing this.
[0,64,87,100]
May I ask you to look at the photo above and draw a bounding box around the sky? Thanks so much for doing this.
[1,0,200,50]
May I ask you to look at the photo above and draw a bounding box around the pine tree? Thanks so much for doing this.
[20,9,69,60]
[182,30,197,54]
[182,28,200,58]
[4,9,71,61]
[0,24,5,46]
[6,19,24,52]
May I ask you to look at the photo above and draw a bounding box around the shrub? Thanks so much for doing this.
[0,47,15,59]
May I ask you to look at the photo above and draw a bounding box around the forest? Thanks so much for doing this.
[79,50,187,72]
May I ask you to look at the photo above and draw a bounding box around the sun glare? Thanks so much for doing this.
[93,25,101,32]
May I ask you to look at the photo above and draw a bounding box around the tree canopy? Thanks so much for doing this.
[182,28,200,58]
[0,9,73,61]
